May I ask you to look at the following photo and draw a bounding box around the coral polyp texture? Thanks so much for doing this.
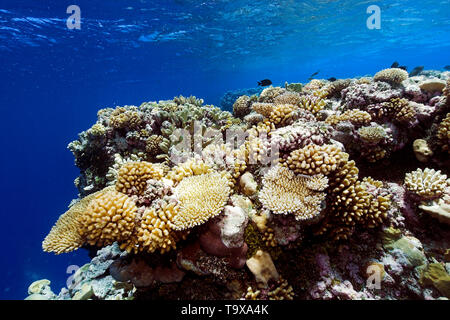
[36,69,450,301]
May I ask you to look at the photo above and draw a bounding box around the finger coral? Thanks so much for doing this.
[259,165,328,221]
[325,109,371,126]
[171,172,232,230]
[115,161,164,195]
[109,106,143,130]
[80,187,138,247]
[283,144,348,176]
[123,201,188,254]
[404,168,449,199]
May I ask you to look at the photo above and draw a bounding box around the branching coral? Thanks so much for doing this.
[166,158,212,185]
[259,165,328,221]
[115,161,164,195]
[325,109,371,127]
[283,144,348,176]
[298,95,326,116]
[404,168,448,199]
[171,172,232,230]
[437,113,450,153]
[123,201,188,254]
[109,106,143,130]
[79,187,138,247]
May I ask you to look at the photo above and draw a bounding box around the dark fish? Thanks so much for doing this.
[328,77,337,82]
[409,66,424,77]
[391,61,399,68]
[258,79,272,86]
[399,66,408,71]
[444,65,450,71]
[308,70,320,80]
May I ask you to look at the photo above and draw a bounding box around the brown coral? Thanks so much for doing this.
[437,113,450,153]
[109,106,143,129]
[325,109,372,127]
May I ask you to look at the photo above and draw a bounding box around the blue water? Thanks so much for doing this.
[0,0,449,299]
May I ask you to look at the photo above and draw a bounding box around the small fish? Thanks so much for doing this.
[308,71,320,80]
[409,66,424,77]
[399,66,408,71]
[391,61,399,68]
[257,79,272,86]
[328,77,337,82]
[444,65,450,71]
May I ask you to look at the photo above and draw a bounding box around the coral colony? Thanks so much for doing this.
[27,68,449,300]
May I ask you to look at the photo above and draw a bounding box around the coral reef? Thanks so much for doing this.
[37,69,450,301]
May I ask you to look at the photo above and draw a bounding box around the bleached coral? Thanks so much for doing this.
[404,168,448,199]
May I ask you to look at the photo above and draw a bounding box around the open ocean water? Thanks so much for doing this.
[0,0,449,300]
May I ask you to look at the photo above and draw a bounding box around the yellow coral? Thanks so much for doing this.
[123,202,188,254]
[80,187,138,247]
[284,144,348,176]
[42,190,103,254]
[259,165,327,221]
[273,92,301,106]
[116,161,164,195]
[404,168,448,199]
[325,109,371,126]
[171,172,231,230]
[166,158,211,185]
[298,95,326,116]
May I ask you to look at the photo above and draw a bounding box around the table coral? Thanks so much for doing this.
[171,172,231,230]
[259,165,328,221]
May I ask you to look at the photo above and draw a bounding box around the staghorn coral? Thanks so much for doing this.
[259,165,328,221]
[80,187,138,247]
[115,161,164,196]
[404,168,448,200]
[374,68,409,85]
[171,172,232,230]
